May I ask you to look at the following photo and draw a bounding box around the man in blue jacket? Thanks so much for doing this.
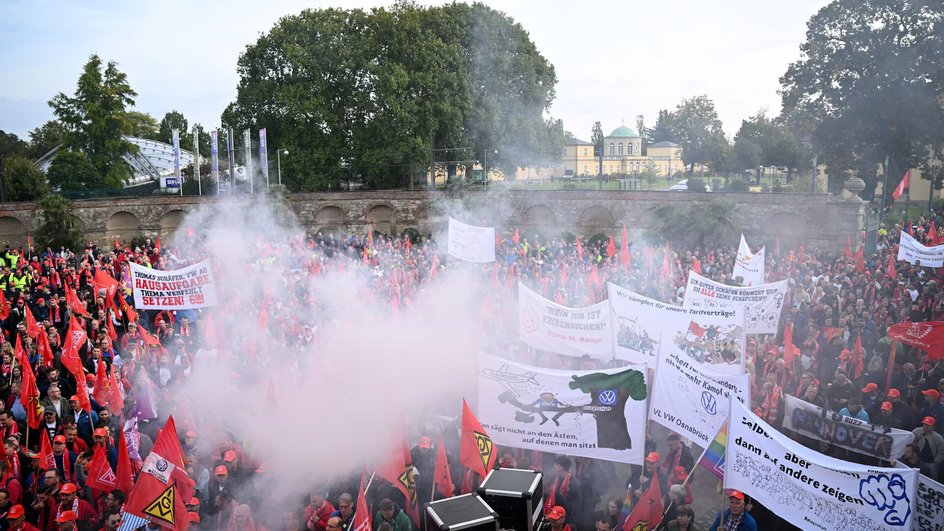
[709,490,757,531]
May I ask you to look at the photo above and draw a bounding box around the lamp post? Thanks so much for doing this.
[277,149,288,187]
[222,122,235,195]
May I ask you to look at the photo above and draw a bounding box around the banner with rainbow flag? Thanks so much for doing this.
[699,422,727,479]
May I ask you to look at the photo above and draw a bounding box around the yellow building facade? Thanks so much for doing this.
[556,126,683,178]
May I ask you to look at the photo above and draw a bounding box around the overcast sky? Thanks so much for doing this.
[0,0,829,143]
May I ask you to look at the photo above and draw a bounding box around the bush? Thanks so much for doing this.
[1,155,49,201]
[685,177,707,192]
[36,194,83,250]
[725,179,750,192]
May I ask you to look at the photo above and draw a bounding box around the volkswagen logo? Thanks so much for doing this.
[701,391,718,415]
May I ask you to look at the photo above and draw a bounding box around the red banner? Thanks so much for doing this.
[888,321,944,360]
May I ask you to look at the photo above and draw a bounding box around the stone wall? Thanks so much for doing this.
[0,191,864,250]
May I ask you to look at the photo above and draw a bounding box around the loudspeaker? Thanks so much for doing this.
[476,468,544,531]
[425,493,499,531]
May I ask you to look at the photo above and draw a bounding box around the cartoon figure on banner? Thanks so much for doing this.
[859,474,911,526]
[745,291,784,332]
[673,320,743,368]
[487,368,647,450]
[614,314,658,355]
[480,364,540,397]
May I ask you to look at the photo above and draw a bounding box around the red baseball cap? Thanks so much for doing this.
[861,383,878,393]
[728,490,745,500]
[215,465,228,476]
[645,452,661,463]
[223,450,237,462]
[53,435,66,444]
[185,431,197,438]
[881,401,893,411]
[923,389,941,400]
[85,374,95,383]
[887,388,901,398]
[93,428,107,438]
[68,395,78,402]
[55,511,76,523]
[7,504,25,519]
[60,483,77,494]
[419,437,432,449]
[546,506,566,521]
[924,416,937,426]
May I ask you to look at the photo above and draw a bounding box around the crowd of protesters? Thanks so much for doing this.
[0,211,937,531]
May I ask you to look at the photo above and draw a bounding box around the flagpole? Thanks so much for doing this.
[364,470,377,495]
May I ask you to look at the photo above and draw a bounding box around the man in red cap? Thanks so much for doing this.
[51,436,75,483]
[708,490,757,531]
[635,452,667,502]
[860,382,883,413]
[919,389,944,434]
[874,402,907,431]
[912,416,944,480]
[91,429,117,469]
[544,506,570,531]
[7,504,39,531]
[207,465,230,505]
[885,389,915,428]
[57,483,97,530]
[54,510,76,531]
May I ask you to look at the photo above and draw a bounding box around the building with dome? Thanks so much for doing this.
[558,125,683,179]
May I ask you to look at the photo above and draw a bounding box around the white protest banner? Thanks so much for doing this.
[478,353,647,464]
[899,230,944,267]
[727,397,918,531]
[783,395,911,461]
[447,217,495,263]
[649,350,749,447]
[894,464,944,531]
[130,261,218,310]
[732,234,765,286]
[608,283,746,374]
[683,270,788,335]
[519,282,612,358]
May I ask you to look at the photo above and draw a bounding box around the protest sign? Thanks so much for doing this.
[727,397,918,531]
[649,350,749,447]
[898,230,944,267]
[447,217,496,263]
[129,261,218,310]
[683,270,788,335]
[608,283,745,374]
[519,282,612,358]
[887,321,944,360]
[894,463,944,531]
[783,395,911,461]
[478,353,647,464]
[733,234,765,286]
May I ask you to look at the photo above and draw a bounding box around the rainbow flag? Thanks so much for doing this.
[699,422,727,479]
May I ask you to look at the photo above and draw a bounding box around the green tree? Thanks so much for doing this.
[223,4,561,191]
[127,111,160,140]
[590,121,604,158]
[46,150,102,191]
[734,111,802,178]
[648,109,677,144]
[1,155,49,201]
[729,136,762,175]
[781,0,944,201]
[159,110,191,150]
[36,194,83,250]
[48,55,139,187]
[27,121,65,160]
[671,95,728,173]
[0,131,28,160]
[649,199,740,247]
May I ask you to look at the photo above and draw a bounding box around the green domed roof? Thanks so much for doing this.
[608,125,639,138]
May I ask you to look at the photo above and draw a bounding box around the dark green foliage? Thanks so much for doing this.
[1,155,49,201]
[649,198,740,247]
[46,150,102,191]
[36,195,83,250]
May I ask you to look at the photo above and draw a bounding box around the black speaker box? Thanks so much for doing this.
[425,493,500,531]
[476,468,544,531]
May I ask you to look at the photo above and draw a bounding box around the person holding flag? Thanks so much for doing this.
[707,491,756,531]
[459,399,496,497]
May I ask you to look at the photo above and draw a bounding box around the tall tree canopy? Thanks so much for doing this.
[781,0,944,200]
[223,2,562,191]
[669,95,728,173]
[48,55,139,187]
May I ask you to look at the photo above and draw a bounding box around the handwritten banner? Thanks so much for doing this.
[683,270,788,335]
[518,282,612,358]
[447,217,496,263]
[129,261,218,309]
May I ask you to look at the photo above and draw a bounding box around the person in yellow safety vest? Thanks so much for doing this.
[0,267,10,291]
[3,250,16,269]
[11,269,30,292]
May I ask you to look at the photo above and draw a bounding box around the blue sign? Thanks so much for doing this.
[701,391,718,415]
[166,178,180,188]
[598,389,617,405]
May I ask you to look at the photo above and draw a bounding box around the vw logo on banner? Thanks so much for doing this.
[701,391,718,415]
[598,389,617,405]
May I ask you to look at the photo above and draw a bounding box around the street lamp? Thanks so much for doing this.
[221,121,235,195]
[277,148,289,187]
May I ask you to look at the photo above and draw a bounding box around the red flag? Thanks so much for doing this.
[0,290,9,321]
[116,426,134,493]
[931,221,939,246]
[17,343,43,430]
[124,416,194,530]
[888,254,898,280]
[775,235,781,257]
[434,434,454,498]
[606,237,616,258]
[854,247,865,272]
[108,365,125,414]
[692,256,702,275]
[352,471,371,531]
[888,322,944,360]
[622,475,663,531]
[24,305,40,339]
[844,237,853,258]
[783,323,800,367]
[119,297,137,324]
[460,399,496,478]
[377,417,420,525]
[154,238,161,255]
[94,270,120,310]
[86,445,118,491]
[853,335,864,379]
[65,284,91,318]
[39,430,55,470]
[687,321,707,339]
[93,359,112,409]
[114,239,121,250]
[513,229,519,246]
[61,316,92,412]
[37,330,54,367]
[107,318,118,341]
[892,169,910,201]
[138,326,161,347]
[885,342,898,393]
[576,239,584,261]
[619,226,630,267]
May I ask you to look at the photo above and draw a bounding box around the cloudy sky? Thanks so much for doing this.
[0,0,829,143]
